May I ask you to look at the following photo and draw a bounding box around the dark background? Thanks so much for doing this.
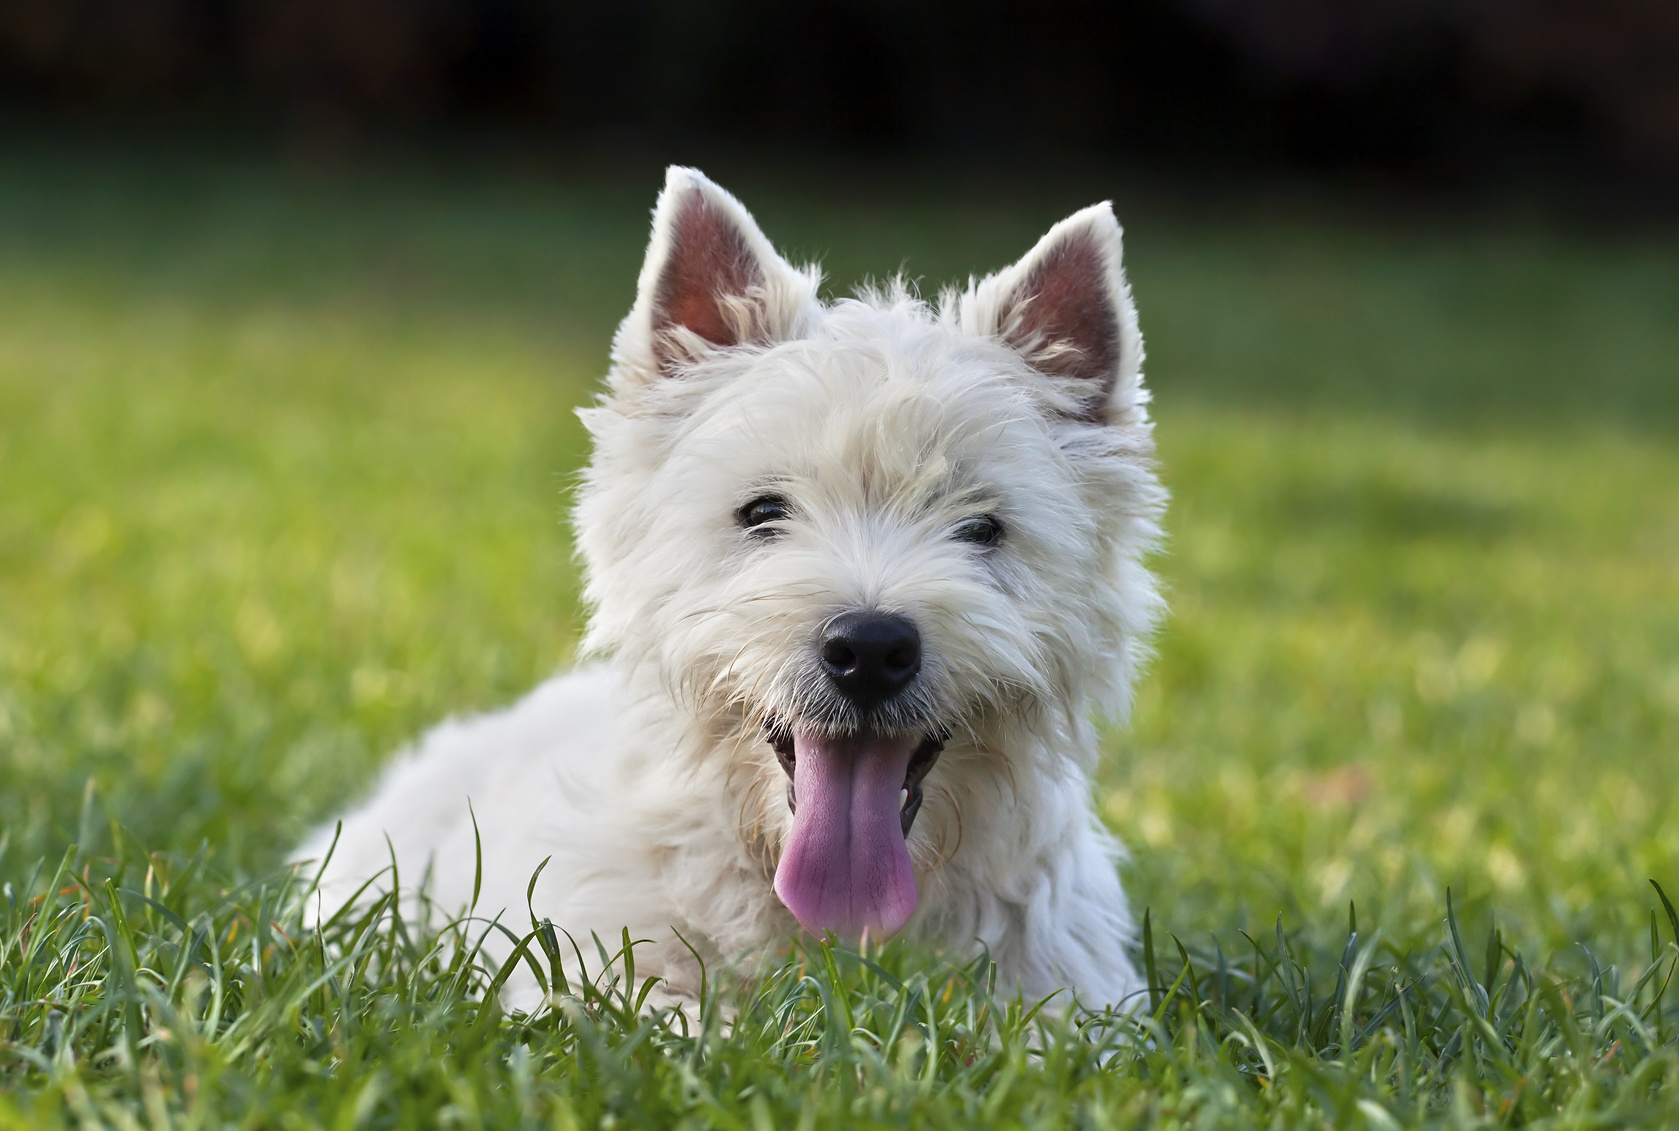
[3,0,1677,195]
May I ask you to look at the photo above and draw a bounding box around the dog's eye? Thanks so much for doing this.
[737,494,790,536]
[953,515,1003,547]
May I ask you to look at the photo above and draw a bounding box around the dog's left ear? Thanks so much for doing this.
[612,166,817,383]
[961,203,1142,425]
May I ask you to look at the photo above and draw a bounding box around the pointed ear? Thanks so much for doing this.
[961,203,1142,424]
[612,167,816,381]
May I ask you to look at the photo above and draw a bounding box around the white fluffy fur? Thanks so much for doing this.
[295,167,1166,1012]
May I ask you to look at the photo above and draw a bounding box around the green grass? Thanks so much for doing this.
[3,148,1679,1126]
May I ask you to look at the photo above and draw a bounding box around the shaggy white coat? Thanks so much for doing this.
[295,167,1166,1012]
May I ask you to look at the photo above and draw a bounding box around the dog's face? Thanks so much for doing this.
[575,169,1163,943]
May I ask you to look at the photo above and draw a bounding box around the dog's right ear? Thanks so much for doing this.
[612,167,816,382]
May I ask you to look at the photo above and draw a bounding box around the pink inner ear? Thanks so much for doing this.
[652,189,764,358]
[1009,237,1119,420]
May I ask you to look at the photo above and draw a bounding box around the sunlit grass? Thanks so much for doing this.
[8,834,1679,1126]
[2,149,1678,1124]
[1124,415,1679,955]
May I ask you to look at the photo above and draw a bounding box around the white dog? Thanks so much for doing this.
[295,167,1165,1012]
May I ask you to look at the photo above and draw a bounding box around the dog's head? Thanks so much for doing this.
[575,168,1164,943]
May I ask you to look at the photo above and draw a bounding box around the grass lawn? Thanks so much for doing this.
[2,147,1678,1126]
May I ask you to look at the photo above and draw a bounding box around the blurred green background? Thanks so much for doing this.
[1,144,1677,971]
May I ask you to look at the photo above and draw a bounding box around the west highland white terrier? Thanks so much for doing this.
[296,167,1165,1011]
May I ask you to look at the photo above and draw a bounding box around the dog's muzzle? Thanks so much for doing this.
[760,606,948,941]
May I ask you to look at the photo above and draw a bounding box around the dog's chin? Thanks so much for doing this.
[762,715,945,942]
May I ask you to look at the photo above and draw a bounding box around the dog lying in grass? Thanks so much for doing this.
[295,167,1165,1011]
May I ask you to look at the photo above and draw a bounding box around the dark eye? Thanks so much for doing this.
[737,494,790,537]
[953,514,1003,547]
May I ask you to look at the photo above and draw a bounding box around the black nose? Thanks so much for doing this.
[820,611,921,711]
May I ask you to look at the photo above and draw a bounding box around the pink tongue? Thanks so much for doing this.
[773,729,919,941]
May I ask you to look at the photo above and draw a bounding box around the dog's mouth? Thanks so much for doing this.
[765,719,945,835]
[763,716,945,941]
